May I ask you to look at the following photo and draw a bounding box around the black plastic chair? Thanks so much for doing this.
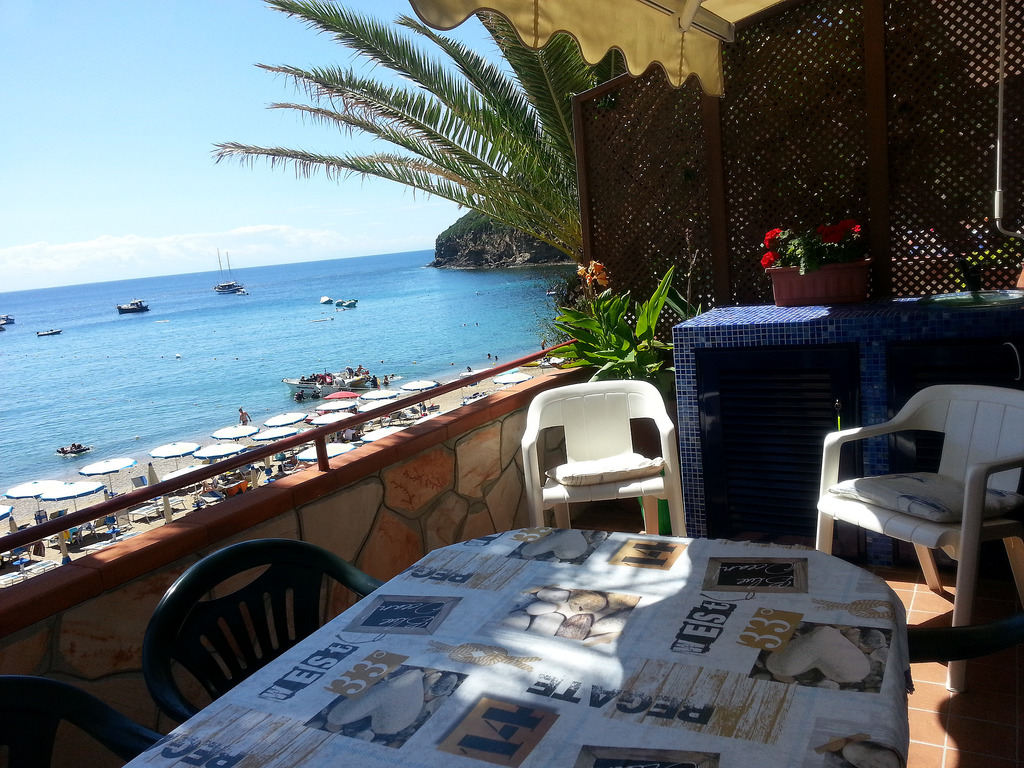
[908,612,1024,663]
[0,675,161,768]
[142,538,383,723]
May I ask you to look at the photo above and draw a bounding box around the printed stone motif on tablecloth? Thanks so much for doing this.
[803,717,905,768]
[506,528,609,564]
[702,557,809,593]
[402,550,530,591]
[305,663,466,749]
[750,622,892,692]
[496,586,641,646]
[437,696,558,767]
[608,537,687,570]
[572,745,720,768]
[344,595,460,635]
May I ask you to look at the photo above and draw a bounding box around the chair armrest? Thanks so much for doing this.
[818,421,903,496]
[959,451,1024,532]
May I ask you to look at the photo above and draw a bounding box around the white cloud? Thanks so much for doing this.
[0,223,441,292]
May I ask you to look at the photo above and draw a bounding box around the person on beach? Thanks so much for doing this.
[239,407,250,425]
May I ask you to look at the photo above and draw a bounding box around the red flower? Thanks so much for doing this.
[761,252,779,268]
[763,228,783,249]
[817,224,845,244]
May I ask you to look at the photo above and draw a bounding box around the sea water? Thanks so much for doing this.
[0,250,572,491]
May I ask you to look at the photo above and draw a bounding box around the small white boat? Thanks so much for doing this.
[337,299,358,309]
[320,296,334,305]
[37,329,62,337]
[0,314,14,325]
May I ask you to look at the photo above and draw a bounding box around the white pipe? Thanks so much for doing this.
[995,0,1024,239]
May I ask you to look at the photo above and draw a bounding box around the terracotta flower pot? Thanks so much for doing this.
[767,260,871,307]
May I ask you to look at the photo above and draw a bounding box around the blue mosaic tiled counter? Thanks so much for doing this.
[673,298,1024,547]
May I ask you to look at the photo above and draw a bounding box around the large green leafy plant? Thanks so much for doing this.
[554,266,687,393]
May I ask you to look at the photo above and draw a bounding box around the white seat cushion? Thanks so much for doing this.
[828,472,1024,523]
[547,452,665,487]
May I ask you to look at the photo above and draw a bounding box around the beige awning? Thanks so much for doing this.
[407,0,801,96]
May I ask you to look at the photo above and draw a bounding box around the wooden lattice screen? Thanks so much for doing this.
[573,0,1024,314]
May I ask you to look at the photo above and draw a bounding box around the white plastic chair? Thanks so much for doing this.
[816,384,1024,691]
[521,379,685,536]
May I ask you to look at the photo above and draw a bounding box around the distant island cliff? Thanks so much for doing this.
[431,211,574,268]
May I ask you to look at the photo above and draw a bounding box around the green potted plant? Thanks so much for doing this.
[553,264,687,395]
[553,264,696,535]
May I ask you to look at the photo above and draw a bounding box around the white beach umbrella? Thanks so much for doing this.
[360,425,405,442]
[80,456,138,492]
[315,401,356,413]
[359,389,400,401]
[39,480,105,511]
[5,480,65,501]
[295,443,356,462]
[493,371,531,385]
[193,443,248,461]
[400,379,440,392]
[211,424,259,440]
[356,400,393,413]
[162,464,206,482]
[264,412,308,427]
[5,479,66,513]
[150,441,201,460]
[308,412,351,427]
[251,425,301,442]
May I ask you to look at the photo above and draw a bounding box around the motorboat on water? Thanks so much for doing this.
[116,299,150,314]
[282,371,374,399]
[56,443,92,456]
[214,249,247,294]
[37,329,62,337]
[0,314,13,325]
[320,296,334,304]
[336,299,358,309]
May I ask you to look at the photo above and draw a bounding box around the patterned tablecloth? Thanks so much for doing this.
[127,528,910,768]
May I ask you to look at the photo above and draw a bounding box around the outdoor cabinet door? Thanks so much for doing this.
[696,344,861,540]
[887,338,1024,474]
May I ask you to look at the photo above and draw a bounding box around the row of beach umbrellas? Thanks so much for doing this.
[4,373,531,523]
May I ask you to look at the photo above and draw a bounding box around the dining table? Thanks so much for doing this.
[124,528,910,768]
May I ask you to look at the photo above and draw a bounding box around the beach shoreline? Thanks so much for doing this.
[3,364,552,538]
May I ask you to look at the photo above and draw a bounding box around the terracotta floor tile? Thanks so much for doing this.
[948,689,1018,725]
[908,707,949,748]
[911,589,957,614]
[944,716,1016,758]
[906,740,945,767]
[905,740,944,767]
[945,751,1020,768]
[908,609,953,628]
[909,680,952,714]
[912,661,952,686]
[961,661,1019,695]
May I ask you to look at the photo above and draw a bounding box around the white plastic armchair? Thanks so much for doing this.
[521,379,685,536]
[816,384,1024,691]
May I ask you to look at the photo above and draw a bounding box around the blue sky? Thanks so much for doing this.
[0,1,490,291]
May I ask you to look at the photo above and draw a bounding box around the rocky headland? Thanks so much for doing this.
[431,211,574,269]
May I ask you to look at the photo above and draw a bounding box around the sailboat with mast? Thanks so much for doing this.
[213,249,247,294]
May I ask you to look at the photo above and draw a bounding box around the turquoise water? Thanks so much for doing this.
[0,250,571,490]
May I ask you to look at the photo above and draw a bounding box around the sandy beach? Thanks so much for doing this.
[1,364,552,570]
